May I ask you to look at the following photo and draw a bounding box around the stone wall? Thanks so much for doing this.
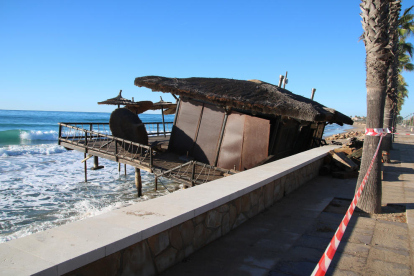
[64,158,323,276]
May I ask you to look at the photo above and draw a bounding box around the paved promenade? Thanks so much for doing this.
[161,135,414,276]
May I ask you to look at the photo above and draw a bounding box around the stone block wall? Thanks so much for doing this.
[64,158,324,276]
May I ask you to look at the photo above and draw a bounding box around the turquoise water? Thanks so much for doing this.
[0,110,176,243]
[0,110,174,147]
[0,109,348,243]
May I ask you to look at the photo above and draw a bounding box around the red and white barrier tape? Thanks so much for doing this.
[365,128,414,136]
[311,134,384,276]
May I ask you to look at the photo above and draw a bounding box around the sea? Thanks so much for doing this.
[0,110,348,243]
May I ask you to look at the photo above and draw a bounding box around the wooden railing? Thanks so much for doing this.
[58,122,173,137]
[58,123,157,171]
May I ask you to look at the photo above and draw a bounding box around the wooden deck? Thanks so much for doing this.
[58,123,235,186]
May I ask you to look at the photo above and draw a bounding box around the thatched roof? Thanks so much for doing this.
[125,101,154,114]
[134,76,353,125]
[98,90,132,106]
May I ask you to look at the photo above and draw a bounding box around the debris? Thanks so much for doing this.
[329,151,358,172]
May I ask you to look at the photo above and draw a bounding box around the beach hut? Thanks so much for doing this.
[58,76,353,195]
[134,76,353,171]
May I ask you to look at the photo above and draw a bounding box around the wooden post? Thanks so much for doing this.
[150,148,153,170]
[135,168,142,197]
[311,88,316,100]
[84,153,87,182]
[283,71,288,89]
[278,75,284,87]
[124,164,127,175]
[58,124,62,145]
[155,176,158,191]
[161,108,166,137]
[118,163,121,173]
[91,156,104,170]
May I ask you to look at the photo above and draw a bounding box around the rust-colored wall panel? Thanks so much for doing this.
[241,116,270,170]
[171,100,203,155]
[192,104,225,165]
[217,112,245,170]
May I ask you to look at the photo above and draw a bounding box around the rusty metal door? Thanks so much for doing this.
[170,99,203,155]
[192,104,225,165]
[217,112,245,170]
[241,116,270,170]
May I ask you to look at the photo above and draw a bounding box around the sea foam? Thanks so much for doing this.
[20,130,58,141]
[0,144,67,157]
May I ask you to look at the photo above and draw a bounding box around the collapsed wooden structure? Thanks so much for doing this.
[58,76,353,196]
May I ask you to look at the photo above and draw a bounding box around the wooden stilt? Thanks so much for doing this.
[124,164,127,175]
[155,176,158,191]
[84,153,87,182]
[135,168,142,197]
[118,163,121,173]
[91,156,104,170]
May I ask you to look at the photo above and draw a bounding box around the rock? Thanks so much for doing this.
[148,230,170,256]
[122,241,156,276]
[169,226,183,250]
[205,210,222,228]
[154,247,178,273]
[180,220,194,247]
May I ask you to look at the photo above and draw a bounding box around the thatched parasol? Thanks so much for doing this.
[150,97,177,136]
[134,76,353,125]
[125,101,154,114]
[98,90,132,108]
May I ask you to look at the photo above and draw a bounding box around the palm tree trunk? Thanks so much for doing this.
[357,0,391,214]
[382,1,401,154]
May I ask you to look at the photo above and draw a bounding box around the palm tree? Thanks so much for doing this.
[357,0,392,213]
[382,1,401,154]
[383,6,413,150]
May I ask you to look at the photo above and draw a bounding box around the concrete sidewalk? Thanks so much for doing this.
[161,135,414,276]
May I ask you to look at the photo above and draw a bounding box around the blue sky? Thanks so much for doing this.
[0,0,413,117]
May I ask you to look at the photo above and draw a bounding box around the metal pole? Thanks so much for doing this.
[311,88,316,100]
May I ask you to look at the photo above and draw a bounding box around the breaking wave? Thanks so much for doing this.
[0,129,58,145]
